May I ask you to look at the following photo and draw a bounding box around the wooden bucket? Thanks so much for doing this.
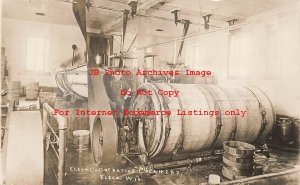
[26,82,39,100]
[222,141,255,180]
[73,130,90,150]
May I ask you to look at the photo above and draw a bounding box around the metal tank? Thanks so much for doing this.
[55,64,88,98]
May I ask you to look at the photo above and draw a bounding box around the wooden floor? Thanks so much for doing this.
[44,140,300,185]
[2,97,299,184]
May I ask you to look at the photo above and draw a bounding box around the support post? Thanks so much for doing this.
[58,126,67,185]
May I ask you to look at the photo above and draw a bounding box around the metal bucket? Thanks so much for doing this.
[293,119,300,144]
[73,130,90,150]
[276,117,293,144]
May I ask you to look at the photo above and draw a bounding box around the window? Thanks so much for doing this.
[227,28,251,78]
[190,35,216,70]
[26,37,48,72]
[265,23,280,79]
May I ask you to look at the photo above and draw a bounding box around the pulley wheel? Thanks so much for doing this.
[91,117,125,166]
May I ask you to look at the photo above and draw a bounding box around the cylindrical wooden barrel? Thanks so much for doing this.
[174,71,213,84]
[127,83,274,159]
[25,82,39,100]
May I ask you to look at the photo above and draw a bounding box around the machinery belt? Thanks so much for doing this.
[119,9,130,67]
[73,0,119,164]
[72,0,87,41]
[122,10,129,51]
[223,141,255,157]
[176,19,190,62]
[223,157,253,170]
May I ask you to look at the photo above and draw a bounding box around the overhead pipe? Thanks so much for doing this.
[136,6,297,50]
[57,0,207,26]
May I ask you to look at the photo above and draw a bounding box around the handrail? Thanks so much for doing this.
[42,103,67,185]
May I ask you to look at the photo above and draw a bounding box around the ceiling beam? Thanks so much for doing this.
[101,14,123,33]
[165,3,246,20]
[146,8,224,28]
[137,0,165,11]
[101,0,175,33]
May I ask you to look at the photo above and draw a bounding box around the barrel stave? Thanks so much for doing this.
[128,83,274,159]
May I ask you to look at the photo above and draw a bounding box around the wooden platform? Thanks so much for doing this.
[5,111,44,185]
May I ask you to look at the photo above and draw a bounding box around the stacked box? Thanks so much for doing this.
[25,82,40,100]
[1,47,7,79]
[39,91,57,107]
[8,81,22,101]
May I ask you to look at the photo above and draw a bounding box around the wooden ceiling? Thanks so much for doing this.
[2,0,298,37]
